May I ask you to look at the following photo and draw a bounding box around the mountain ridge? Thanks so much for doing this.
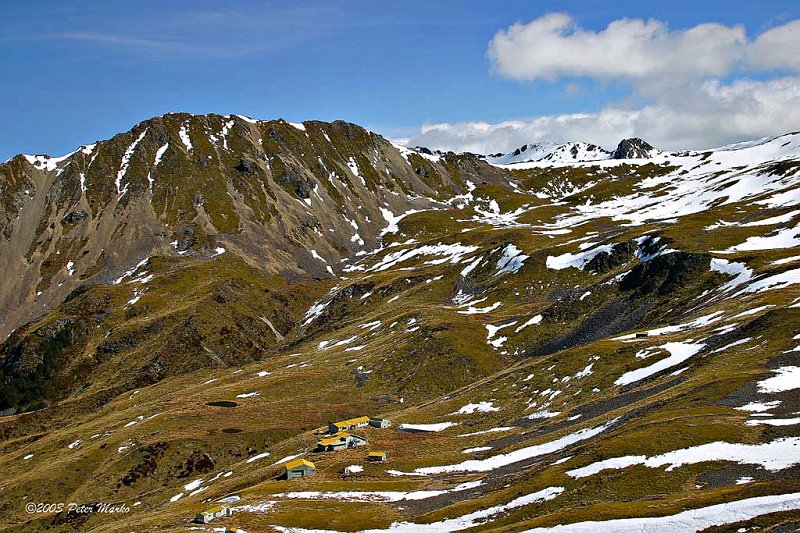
[0,113,514,342]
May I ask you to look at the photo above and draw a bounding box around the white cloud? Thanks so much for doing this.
[488,13,747,85]
[747,20,800,71]
[410,77,800,153]
[408,15,800,154]
[487,14,800,84]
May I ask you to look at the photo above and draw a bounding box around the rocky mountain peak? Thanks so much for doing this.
[611,137,656,159]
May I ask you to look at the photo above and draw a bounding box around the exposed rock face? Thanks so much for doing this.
[611,137,656,159]
[585,241,637,274]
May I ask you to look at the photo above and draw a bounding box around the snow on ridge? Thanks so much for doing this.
[710,258,753,292]
[398,422,457,433]
[246,451,270,463]
[471,199,530,228]
[277,481,482,503]
[567,437,800,479]
[521,491,800,533]
[379,207,425,235]
[724,221,800,252]
[154,143,169,167]
[735,268,800,296]
[709,130,800,160]
[369,243,478,272]
[149,143,169,190]
[460,255,483,277]
[272,454,303,466]
[485,141,609,166]
[614,342,705,386]
[272,486,564,533]
[178,123,193,151]
[234,114,260,124]
[484,135,800,229]
[485,141,559,165]
[113,257,151,285]
[391,142,442,163]
[486,320,517,348]
[301,299,331,327]
[515,315,543,333]
[537,142,611,165]
[496,244,529,275]
[457,301,502,315]
[405,418,617,475]
[220,118,236,150]
[22,149,79,172]
[736,400,782,413]
[614,312,724,341]
[757,366,800,393]
[115,128,148,194]
[546,244,613,271]
[453,401,500,415]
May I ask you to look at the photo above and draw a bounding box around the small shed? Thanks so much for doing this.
[348,434,369,448]
[367,451,387,462]
[329,416,370,434]
[342,464,364,475]
[285,458,316,480]
[369,418,392,429]
[195,505,232,523]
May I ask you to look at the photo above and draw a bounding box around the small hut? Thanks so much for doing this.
[369,418,392,429]
[285,458,316,480]
[195,505,232,523]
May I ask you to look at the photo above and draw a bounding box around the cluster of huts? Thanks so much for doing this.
[194,415,392,524]
[288,416,391,478]
[316,416,390,452]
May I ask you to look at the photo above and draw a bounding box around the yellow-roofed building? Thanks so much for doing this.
[328,416,370,434]
[367,451,387,462]
[195,504,232,523]
[285,458,316,480]
[316,431,368,452]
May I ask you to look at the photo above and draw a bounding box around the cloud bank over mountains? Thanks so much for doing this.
[410,14,800,154]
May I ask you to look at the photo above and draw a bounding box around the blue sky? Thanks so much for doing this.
[1,1,798,159]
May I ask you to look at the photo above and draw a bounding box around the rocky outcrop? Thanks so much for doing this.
[612,138,656,159]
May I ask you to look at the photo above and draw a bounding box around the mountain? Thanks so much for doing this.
[484,142,559,164]
[484,141,611,165]
[536,141,611,164]
[2,117,800,532]
[481,137,664,166]
[610,137,657,159]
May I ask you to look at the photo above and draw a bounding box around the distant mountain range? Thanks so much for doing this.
[417,137,658,166]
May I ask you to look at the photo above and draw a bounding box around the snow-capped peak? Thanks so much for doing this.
[485,142,558,165]
[483,141,612,165]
